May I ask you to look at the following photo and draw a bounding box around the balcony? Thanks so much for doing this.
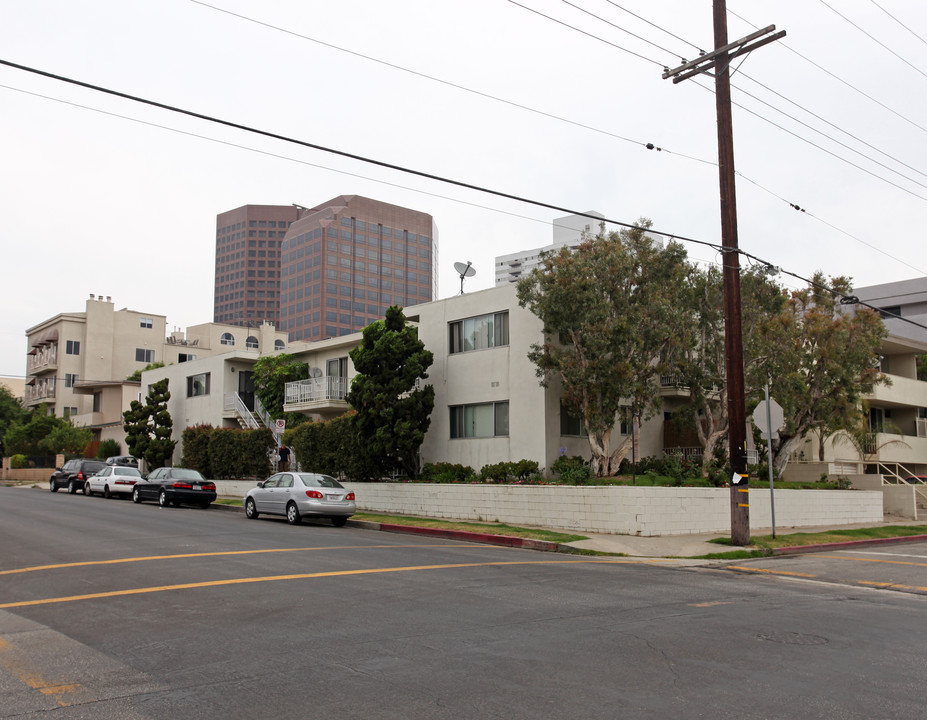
[71,411,104,428]
[284,377,350,418]
[24,378,56,406]
[28,345,58,374]
[868,373,927,407]
[862,432,927,465]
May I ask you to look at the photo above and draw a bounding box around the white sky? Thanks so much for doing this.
[2,0,927,379]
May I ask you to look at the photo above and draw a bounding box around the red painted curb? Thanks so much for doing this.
[377,523,560,552]
[772,533,927,555]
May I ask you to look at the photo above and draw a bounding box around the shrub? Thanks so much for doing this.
[181,424,214,477]
[95,439,121,460]
[551,455,592,484]
[10,454,27,469]
[420,462,475,483]
[479,462,512,482]
[207,427,274,479]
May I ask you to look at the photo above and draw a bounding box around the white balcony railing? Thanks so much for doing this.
[285,377,349,405]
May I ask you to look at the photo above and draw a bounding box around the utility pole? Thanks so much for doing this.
[663,1,784,546]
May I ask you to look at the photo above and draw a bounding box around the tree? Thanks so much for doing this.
[671,265,785,477]
[0,385,28,457]
[126,361,165,382]
[41,421,92,455]
[4,407,64,457]
[252,353,309,421]
[346,306,435,478]
[516,221,690,476]
[122,378,177,470]
[761,274,887,475]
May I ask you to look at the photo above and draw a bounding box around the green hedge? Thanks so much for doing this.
[175,426,273,480]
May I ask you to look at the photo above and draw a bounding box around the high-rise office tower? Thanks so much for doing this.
[213,204,301,327]
[279,195,437,341]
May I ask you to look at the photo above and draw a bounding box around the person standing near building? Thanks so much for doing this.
[278,445,290,472]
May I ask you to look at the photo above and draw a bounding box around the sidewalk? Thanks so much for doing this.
[342,515,927,559]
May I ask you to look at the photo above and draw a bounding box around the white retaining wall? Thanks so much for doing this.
[213,481,883,537]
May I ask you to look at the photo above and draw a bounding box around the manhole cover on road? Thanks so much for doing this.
[756,632,829,646]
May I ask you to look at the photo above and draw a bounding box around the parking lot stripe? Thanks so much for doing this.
[0,558,656,610]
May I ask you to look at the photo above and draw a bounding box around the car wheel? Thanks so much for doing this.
[68,480,77,494]
[331,516,348,527]
[159,489,169,508]
[103,485,111,499]
[245,498,259,519]
[50,479,58,493]
[132,487,142,504]
[83,483,91,496]
[286,502,302,525]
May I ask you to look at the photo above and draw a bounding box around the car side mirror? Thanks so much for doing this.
[256,481,265,488]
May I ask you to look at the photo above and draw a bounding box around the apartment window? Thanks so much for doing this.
[560,402,588,437]
[275,340,286,351]
[65,340,80,355]
[187,373,211,398]
[246,336,259,349]
[878,305,902,319]
[221,332,235,346]
[140,317,153,329]
[64,373,79,388]
[62,406,78,419]
[135,348,155,363]
[449,311,509,353]
[450,402,509,438]
[178,353,196,363]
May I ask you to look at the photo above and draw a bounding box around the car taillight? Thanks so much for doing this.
[306,490,323,499]
[345,492,355,501]
[172,482,193,489]
[203,483,216,491]
[77,471,84,480]
[115,480,137,486]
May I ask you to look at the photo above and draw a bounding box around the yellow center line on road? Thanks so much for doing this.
[815,554,927,568]
[0,543,487,576]
[727,566,817,578]
[0,558,658,610]
[0,638,80,707]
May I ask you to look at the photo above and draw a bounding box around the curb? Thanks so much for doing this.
[216,502,560,550]
[772,533,927,556]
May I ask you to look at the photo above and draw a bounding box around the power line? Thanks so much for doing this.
[0,58,722,255]
[869,0,927,48]
[504,0,664,67]
[691,78,927,203]
[3,59,925,337]
[818,0,927,81]
[556,0,685,60]
[186,1,712,167]
[728,7,927,135]
[188,0,923,266]
[602,0,705,55]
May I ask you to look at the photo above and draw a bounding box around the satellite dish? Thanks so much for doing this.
[309,366,323,378]
[454,261,476,294]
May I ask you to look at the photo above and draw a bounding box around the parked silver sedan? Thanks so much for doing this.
[84,465,143,498]
[244,472,355,526]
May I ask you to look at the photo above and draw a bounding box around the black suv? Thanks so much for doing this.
[49,459,107,494]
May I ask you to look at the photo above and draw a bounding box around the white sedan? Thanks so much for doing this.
[244,472,356,526]
[84,466,143,498]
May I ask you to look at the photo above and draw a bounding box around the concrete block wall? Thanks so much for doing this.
[212,481,884,536]
[338,484,884,536]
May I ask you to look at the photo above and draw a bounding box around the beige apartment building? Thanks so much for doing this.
[24,295,288,453]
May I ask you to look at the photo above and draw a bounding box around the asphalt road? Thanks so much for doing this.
[2,486,926,719]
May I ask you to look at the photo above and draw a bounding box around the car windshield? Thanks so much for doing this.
[298,474,344,489]
[113,467,142,477]
[171,469,205,481]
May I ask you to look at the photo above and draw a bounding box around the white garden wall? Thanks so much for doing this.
[210,482,880,537]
